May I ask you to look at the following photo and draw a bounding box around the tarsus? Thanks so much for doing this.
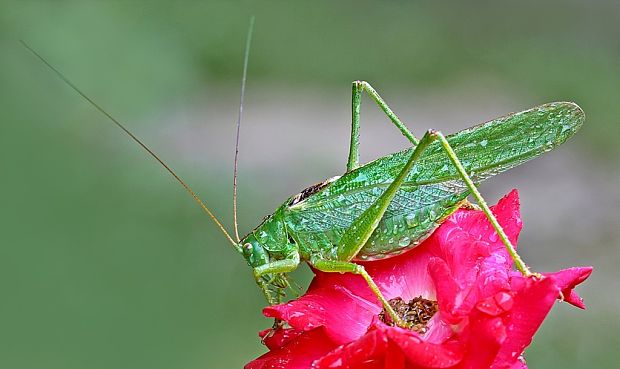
[21,40,239,249]
[232,16,255,242]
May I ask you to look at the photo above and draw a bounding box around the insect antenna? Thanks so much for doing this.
[232,16,255,242]
[21,40,239,249]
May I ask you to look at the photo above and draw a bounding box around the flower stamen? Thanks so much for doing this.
[379,296,438,333]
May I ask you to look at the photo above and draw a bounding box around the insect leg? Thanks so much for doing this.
[253,252,300,305]
[253,257,300,278]
[310,258,407,328]
[430,131,533,276]
[311,132,436,327]
[346,81,419,171]
[346,128,532,276]
[339,131,436,260]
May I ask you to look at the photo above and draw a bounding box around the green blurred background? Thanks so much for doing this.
[1,1,618,368]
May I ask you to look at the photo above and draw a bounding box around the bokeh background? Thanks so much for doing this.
[1,1,619,368]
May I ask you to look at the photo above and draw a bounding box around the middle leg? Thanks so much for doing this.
[313,131,438,328]
[311,258,408,328]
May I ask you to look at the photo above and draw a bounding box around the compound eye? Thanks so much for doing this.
[243,243,253,252]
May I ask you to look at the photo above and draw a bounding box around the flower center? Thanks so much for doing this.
[378,296,438,333]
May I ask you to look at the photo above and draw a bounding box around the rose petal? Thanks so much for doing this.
[245,328,337,369]
[314,322,463,369]
[544,267,593,309]
[263,283,378,344]
[491,276,565,367]
[258,327,305,351]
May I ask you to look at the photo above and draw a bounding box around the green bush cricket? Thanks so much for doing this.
[22,26,584,328]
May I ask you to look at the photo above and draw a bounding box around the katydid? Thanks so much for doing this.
[22,37,584,328]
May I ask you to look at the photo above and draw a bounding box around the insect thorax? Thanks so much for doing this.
[241,207,297,268]
[288,176,341,206]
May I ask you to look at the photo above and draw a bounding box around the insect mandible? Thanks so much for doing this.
[21,26,584,328]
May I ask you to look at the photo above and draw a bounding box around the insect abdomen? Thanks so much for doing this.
[286,179,470,262]
[355,186,468,260]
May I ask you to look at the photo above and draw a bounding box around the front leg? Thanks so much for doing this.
[253,252,300,305]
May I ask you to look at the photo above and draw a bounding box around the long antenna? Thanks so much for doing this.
[232,16,255,242]
[21,40,239,249]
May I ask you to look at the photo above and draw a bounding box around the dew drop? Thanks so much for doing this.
[399,237,411,247]
[480,139,488,147]
[405,214,418,227]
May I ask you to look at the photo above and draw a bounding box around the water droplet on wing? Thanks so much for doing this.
[405,214,418,227]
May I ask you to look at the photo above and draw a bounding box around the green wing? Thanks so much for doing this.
[284,102,584,260]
